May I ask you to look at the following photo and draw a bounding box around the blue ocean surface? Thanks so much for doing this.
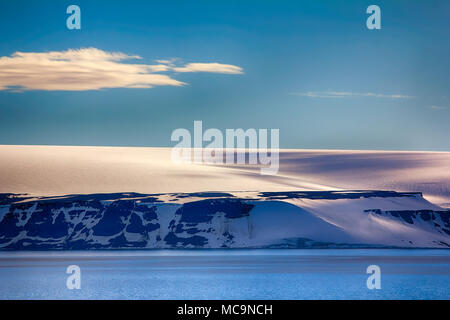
[0,249,449,300]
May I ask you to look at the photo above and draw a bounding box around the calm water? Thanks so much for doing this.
[0,249,449,300]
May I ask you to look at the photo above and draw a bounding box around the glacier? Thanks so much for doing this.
[0,190,449,249]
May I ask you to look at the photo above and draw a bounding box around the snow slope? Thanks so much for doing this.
[0,146,449,206]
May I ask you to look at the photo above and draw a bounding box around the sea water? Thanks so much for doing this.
[0,249,449,300]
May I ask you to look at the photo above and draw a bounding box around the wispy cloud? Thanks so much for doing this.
[173,63,243,74]
[0,48,243,91]
[429,105,447,110]
[292,91,414,99]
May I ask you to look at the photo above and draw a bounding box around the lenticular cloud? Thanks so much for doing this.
[0,48,243,91]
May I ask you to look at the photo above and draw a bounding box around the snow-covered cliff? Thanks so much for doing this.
[0,191,448,249]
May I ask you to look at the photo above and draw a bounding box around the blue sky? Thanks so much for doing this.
[0,0,449,150]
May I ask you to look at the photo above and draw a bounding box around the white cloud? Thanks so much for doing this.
[0,48,242,91]
[292,91,414,99]
[173,63,243,74]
